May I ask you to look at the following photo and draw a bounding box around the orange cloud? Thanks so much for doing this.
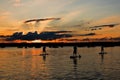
[87,15,120,38]
[92,16,120,26]
[13,0,23,7]
[0,11,22,35]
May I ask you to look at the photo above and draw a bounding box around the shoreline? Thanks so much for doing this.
[0,41,120,48]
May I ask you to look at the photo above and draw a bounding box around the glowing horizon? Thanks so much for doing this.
[0,0,120,40]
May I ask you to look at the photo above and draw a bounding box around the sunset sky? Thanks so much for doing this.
[0,0,120,39]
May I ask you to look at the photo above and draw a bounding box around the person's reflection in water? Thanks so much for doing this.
[99,46,107,64]
[72,47,82,79]
[73,57,78,68]
[72,55,81,79]
[43,55,46,61]
[65,46,81,80]
[39,46,48,62]
[99,53,104,64]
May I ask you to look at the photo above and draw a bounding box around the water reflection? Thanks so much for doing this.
[22,48,49,80]
[64,47,82,80]
[99,53,105,64]
[0,46,120,80]
[42,54,46,61]
[72,58,79,80]
[39,46,48,61]
[73,58,78,67]
[99,46,107,64]
[72,46,81,79]
[70,46,81,70]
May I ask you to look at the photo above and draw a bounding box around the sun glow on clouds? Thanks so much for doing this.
[89,16,120,38]
[13,0,23,7]
[31,40,42,43]
[22,19,54,33]
[91,16,120,26]
[37,20,52,32]
[0,11,22,35]
[59,11,82,26]
[0,0,120,40]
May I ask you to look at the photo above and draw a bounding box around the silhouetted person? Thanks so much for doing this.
[99,46,107,64]
[43,46,46,53]
[73,46,77,56]
[70,46,81,58]
[101,46,104,53]
[40,46,48,56]
[99,46,107,54]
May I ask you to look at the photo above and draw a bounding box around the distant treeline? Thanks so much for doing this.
[0,41,120,48]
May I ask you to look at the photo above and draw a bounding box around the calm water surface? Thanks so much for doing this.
[0,46,120,80]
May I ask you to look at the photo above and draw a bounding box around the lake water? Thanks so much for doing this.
[0,46,120,80]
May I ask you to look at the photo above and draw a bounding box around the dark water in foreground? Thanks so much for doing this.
[0,47,120,80]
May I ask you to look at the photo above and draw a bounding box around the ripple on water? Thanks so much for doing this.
[0,47,120,80]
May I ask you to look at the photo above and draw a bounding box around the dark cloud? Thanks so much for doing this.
[77,33,96,36]
[7,31,73,41]
[89,23,119,31]
[6,31,97,41]
[24,18,61,23]
[0,35,10,38]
